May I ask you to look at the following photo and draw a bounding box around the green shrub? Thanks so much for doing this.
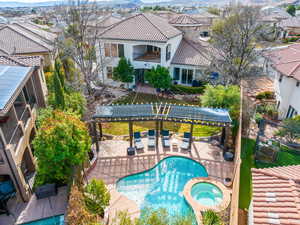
[256,91,274,100]
[84,179,110,217]
[255,113,263,124]
[170,84,206,94]
[202,210,222,225]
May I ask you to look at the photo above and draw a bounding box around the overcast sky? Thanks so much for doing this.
[0,0,166,2]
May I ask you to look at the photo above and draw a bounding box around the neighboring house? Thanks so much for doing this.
[88,14,122,34]
[279,17,300,38]
[0,56,47,202]
[249,166,300,225]
[169,14,207,40]
[263,44,300,119]
[191,11,219,38]
[0,22,57,66]
[98,13,212,87]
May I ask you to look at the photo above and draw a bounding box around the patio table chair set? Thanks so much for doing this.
[131,130,192,153]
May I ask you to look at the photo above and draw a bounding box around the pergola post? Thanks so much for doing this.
[155,120,159,148]
[93,122,99,152]
[224,126,231,150]
[98,123,103,140]
[129,121,133,147]
[189,123,194,150]
[220,127,226,146]
[160,121,163,133]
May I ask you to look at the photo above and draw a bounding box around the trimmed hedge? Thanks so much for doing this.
[170,84,205,94]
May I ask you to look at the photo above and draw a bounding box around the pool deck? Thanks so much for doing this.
[0,186,68,225]
[86,138,234,224]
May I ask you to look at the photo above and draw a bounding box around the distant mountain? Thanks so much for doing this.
[0,1,63,8]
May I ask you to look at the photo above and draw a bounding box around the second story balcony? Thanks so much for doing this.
[133,45,161,63]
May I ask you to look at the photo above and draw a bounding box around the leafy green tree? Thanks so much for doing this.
[84,179,110,217]
[33,109,90,186]
[53,70,65,109]
[200,85,240,120]
[145,66,172,89]
[202,210,222,225]
[137,208,169,225]
[113,57,134,86]
[276,115,300,143]
[65,89,87,116]
[207,7,220,15]
[287,5,296,16]
[112,211,136,225]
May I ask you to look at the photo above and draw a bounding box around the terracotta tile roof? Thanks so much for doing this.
[279,17,300,29]
[0,55,42,67]
[264,44,300,81]
[251,166,300,225]
[171,38,211,66]
[100,13,182,42]
[0,25,53,55]
[11,22,57,43]
[169,14,201,25]
[98,15,122,28]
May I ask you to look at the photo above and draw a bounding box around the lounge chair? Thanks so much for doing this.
[148,130,155,148]
[161,130,170,148]
[181,132,191,150]
[134,132,144,150]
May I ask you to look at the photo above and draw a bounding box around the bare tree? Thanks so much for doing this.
[210,5,266,85]
[56,0,106,95]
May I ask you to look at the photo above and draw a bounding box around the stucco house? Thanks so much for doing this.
[248,166,300,225]
[0,55,47,204]
[263,44,300,119]
[97,13,212,87]
[0,22,57,66]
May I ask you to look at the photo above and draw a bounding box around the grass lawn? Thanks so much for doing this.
[113,92,199,105]
[104,92,220,137]
[239,138,300,210]
[239,138,255,210]
[102,121,221,137]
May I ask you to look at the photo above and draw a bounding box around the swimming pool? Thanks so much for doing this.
[116,156,208,218]
[191,182,223,207]
[20,215,64,225]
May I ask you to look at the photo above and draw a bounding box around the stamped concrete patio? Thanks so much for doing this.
[86,137,234,223]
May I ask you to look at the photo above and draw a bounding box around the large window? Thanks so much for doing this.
[181,69,193,84]
[174,68,180,80]
[104,43,124,57]
[286,105,298,118]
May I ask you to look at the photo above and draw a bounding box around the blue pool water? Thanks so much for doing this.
[116,156,208,217]
[20,215,64,225]
[191,182,223,206]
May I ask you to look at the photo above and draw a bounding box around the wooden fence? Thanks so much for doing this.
[229,87,243,225]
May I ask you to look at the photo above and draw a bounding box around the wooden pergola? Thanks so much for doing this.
[91,103,232,152]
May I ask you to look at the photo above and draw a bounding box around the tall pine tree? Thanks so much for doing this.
[55,57,65,90]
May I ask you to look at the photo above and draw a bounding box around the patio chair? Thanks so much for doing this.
[148,130,155,148]
[134,132,144,150]
[181,132,191,150]
[161,130,170,148]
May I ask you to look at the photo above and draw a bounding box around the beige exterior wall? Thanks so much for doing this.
[0,67,46,202]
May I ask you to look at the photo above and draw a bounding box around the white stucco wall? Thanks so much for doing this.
[274,71,300,119]
[97,34,183,84]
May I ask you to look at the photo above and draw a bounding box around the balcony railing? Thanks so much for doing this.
[8,125,23,152]
[134,52,161,63]
[20,107,31,127]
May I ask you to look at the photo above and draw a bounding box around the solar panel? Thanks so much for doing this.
[0,65,32,111]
